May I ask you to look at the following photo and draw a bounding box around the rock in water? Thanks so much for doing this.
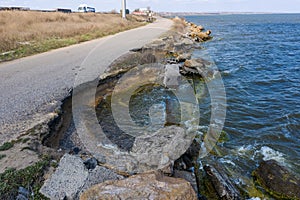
[204,165,241,200]
[253,160,300,199]
[80,172,197,200]
[40,154,89,200]
[181,58,214,79]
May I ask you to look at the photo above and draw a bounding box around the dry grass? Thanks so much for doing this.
[0,11,146,61]
[172,17,188,33]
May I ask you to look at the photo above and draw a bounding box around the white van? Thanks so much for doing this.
[78,4,95,13]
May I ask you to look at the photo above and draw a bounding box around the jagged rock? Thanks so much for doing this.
[184,58,210,69]
[176,53,192,62]
[181,59,214,79]
[174,38,195,51]
[83,125,195,175]
[40,154,126,200]
[80,172,197,200]
[144,39,166,50]
[187,22,212,42]
[40,154,89,200]
[131,126,194,173]
[191,25,204,32]
[204,165,241,200]
[253,160,300,199]
[78,165,124,197]
[189,31,212,42]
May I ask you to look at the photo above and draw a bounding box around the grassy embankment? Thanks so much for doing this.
[0,11,147,62]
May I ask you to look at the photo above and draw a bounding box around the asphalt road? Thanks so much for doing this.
[0,17,173,143]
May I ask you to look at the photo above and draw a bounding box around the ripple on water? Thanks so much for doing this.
[186,14,300,184]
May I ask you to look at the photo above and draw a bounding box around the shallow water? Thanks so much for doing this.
[186,14,300,177]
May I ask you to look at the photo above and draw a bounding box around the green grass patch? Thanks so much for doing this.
[0,142,14,151]
[0,155,51,199]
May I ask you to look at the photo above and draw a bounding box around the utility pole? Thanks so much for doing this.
[122,0,126,19]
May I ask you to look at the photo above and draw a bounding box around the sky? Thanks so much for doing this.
[1,0,300,13]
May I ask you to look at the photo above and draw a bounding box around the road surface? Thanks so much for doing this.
[0,17,173,143]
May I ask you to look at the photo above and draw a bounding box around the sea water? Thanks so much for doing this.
[185,14,300,178]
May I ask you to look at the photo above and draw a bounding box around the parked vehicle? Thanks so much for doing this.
[78,4,95,13]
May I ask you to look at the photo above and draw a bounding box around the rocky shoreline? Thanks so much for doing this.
[1,17,299,200]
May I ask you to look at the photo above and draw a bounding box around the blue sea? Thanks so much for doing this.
[186,14,300,181]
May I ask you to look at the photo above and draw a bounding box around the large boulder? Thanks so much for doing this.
[40,154,125,200]
[80,172,197,200]
[92,126,194,175]
[184,58,211,69]
[189,31,212,42]
[203,165,241,200]
[190,24,204,32]
[252,160,300,199]
[181,58,214,79]
[78,165,124,197]
[173,170,198,193]
[40,154,89,200]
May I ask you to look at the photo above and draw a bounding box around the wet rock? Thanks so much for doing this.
[204,165,241,200]
[80,172,197,200]
[40,154,89,200]
[252,159,300,199]
[84,157,98,170]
